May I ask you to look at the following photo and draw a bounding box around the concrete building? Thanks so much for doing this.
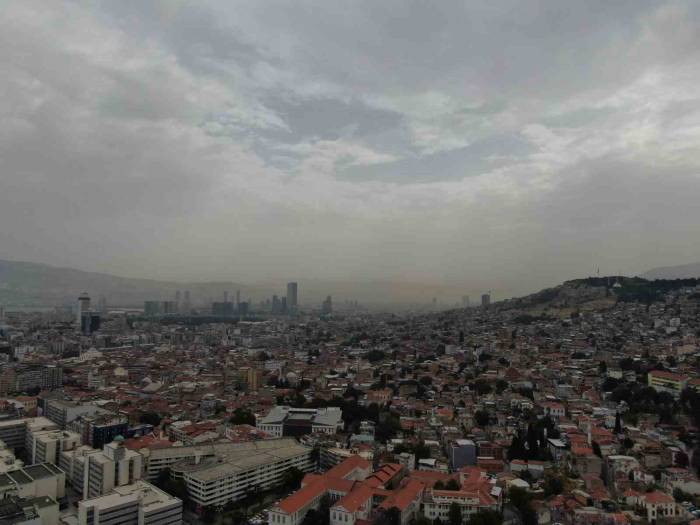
[257,406,343,438]
[26,429,81,465]
[59,439,142,499]
[0,463,66,501]
[287,282,298,312]
[0,418,57,453]
[143,439,311,508]
[0,495,58,525]
[448,439,477,470]
[43,399,103,429]
[78,480,182,525]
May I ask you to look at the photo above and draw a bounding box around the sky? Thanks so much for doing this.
[1,0,700,299]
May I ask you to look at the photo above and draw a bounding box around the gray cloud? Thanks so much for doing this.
[1,0,700,300]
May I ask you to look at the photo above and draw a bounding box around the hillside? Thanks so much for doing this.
[497,275,700,316]
[642,262,700,279]
[0,259,257,308]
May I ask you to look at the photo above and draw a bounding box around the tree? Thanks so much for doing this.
[543,475,564,496]
[614,412,622,434]
[509,487,537,525]
[475,410,490,427]
[468,510,503,525]
[592,441,602,457]
[282,467,305,490]
[445,478,461,490]
[139,412,162,426]
[448,502,462,525]
[379,507,401,525]
[230,407,256,426]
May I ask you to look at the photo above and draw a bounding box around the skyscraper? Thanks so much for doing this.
[77,293,91,324]
[287,282,298,311]
[321,295,333,315]
[481,293,491,307]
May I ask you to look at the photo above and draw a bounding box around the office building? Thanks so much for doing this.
[481,293,491,307]
[0,463,66,501]
[211,301,234,317]
[78,480,182,525]
[81,311,101,335]
[0,494,58,524]
[26,429,81,465]
[447,439,477,470]
[44,399,104,430]
[11,364,63,393]
[321,295,333,315]
[166,438,312,508]
[257,406,343,438]
[77,293,90,325]
[287,282,298,311]
[60,439,143,499]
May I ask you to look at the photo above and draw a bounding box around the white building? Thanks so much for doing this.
[257,406,343,437]
[59,438,142,499]
[78,480,182,525]
[162,438,312,508]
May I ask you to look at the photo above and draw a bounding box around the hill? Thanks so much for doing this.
[0,259,257,308]
[497,275,700,316]
[642,262,700,280]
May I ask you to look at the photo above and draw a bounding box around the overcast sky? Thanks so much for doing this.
[2,0,700,298]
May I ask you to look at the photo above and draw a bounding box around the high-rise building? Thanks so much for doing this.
[321,296,333,315]
[175,290,181,311]
[236,290,241,308]
[0,305,4,322]
[287,282,298,311]
[80,311,101,335]
[77,293,90,325]
[481,293,491,307]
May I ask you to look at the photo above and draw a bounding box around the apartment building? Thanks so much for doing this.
[59,438,142,499]
[78,480,182,525]
[26,428,81,466]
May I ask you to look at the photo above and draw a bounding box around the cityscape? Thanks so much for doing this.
[3,1,700,525]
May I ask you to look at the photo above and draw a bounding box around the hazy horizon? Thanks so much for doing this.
[2,1,700,298]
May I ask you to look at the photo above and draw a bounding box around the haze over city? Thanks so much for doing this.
[2,0,700,300]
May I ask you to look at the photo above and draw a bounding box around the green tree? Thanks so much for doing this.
[468,509,503,525]
[445,478,461,490]
[282,467,305,490]
[448,502,462,525]
[230,407,256,425]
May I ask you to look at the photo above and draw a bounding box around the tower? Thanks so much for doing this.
[286,282,298,311]
[481,293,491,307]
[77,293,91,324]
